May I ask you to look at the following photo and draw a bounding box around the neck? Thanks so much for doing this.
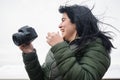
[69,33,78,43]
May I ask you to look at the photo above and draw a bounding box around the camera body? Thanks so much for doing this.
[12,26,38,46]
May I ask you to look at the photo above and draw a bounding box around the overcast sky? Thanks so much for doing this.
[0,0,120,78]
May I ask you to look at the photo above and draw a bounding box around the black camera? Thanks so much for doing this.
[12,26,38,46]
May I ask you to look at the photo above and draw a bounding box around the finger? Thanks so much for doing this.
[48,32,57,36]
[57,31,63,37]
[46,36,52,40]
[47,32,52,36]
[57,31,59,34]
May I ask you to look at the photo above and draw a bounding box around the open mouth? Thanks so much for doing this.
[60,29,64,32]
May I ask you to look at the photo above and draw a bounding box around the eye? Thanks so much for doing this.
[62,18,65,22]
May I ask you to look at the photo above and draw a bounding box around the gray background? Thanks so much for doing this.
[0,0,120,79]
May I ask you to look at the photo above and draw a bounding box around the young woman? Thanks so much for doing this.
[19,4,114,80]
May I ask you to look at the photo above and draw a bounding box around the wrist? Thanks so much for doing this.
[23,48,35,54]
[22,49,37,64]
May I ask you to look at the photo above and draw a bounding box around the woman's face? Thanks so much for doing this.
[59,13,77,42]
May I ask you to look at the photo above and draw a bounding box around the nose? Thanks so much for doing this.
[59,23,62,28]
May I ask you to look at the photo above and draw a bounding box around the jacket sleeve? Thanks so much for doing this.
[22,49,44,80]
[51,41,110,80]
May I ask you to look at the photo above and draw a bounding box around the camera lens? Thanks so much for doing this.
[12,32,24,46]
[12,26,38,46]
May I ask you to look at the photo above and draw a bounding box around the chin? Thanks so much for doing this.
[61,34,65,38]
[62,35,66,39]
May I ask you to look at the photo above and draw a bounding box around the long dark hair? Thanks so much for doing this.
[59,4,114,53]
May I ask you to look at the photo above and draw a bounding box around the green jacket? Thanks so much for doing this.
[22,38,110,80]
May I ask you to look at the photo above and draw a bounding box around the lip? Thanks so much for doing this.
[60,29,64,32]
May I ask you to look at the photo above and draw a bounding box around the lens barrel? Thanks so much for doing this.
[12,26,38,46]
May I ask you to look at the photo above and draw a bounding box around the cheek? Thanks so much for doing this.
[66,26,76,34]
[62,28,71,38]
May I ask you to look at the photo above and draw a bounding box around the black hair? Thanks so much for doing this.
[59,4,114,53]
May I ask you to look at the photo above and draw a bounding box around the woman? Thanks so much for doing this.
[19,4,114,80]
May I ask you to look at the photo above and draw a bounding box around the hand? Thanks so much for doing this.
[46,32,64,46]
[19,43,34,54]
